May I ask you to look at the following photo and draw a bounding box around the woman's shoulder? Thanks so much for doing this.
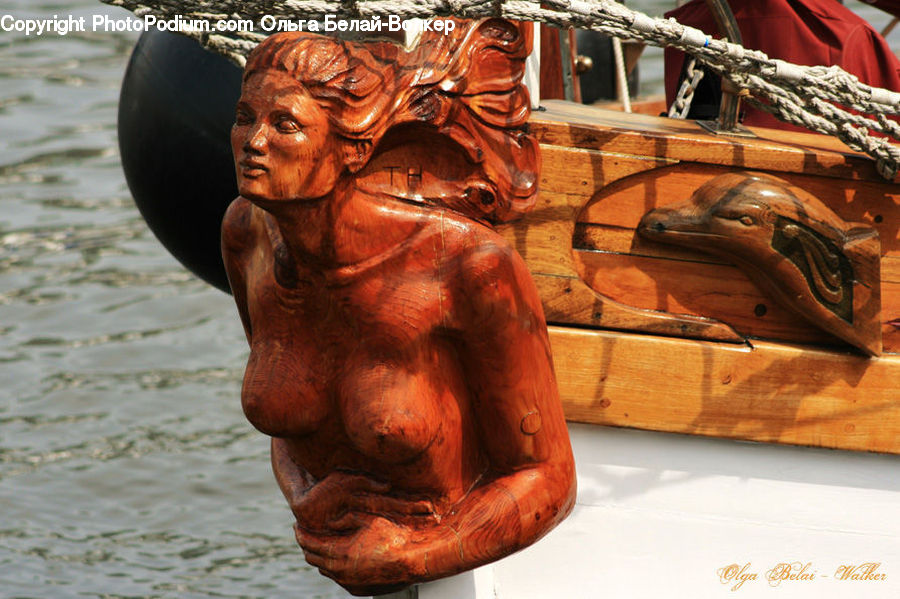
[221,197,261,257]
[435,213,538,311]
[420,208,521,270]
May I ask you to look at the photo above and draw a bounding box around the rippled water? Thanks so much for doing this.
[0,1,349,597]
[0,0,894,597]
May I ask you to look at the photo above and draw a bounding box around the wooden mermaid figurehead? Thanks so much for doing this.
[639,171,882,356]
[221,19,576,595]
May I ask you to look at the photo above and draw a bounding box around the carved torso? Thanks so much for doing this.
[223,22,574,595]
[227,194,539,507]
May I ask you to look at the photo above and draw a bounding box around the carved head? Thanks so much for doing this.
[638,171,858,322]
[638,172,784,258]
[232,34,395,202]
[232,23,539,220]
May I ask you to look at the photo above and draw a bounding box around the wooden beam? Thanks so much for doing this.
[532,100,892,182]
[550,325,900,454]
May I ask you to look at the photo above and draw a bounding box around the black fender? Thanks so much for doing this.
[118,30,242,293]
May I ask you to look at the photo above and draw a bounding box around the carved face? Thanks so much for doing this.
[232,70,343,202]
[638,175,778,258]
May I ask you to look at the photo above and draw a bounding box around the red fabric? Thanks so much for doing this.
[665,0,900,131]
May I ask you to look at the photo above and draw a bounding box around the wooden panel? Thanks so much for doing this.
[497,145,746,342]
[520,102,900,453]
[506,142,899,350]
[592,96,667,116]
[505,144,669,274]
[549,326,900,454]
[568,163,899,353]
[574,223,900,273]
[532,100,892,182]
[573,250,833,345]
[571,223,900,353]
[572,250,900,353]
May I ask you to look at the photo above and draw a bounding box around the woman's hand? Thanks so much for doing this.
[291,470,438,534]
[295,512,454,595]
[293,478,449,595]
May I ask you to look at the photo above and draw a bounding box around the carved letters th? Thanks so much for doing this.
[221,19,576,595]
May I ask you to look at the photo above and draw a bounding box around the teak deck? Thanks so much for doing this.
[507,100,900,454]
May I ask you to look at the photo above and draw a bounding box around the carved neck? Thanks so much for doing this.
[260,183,423,274]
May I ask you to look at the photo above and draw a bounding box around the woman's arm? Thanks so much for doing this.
[439,234,577,564]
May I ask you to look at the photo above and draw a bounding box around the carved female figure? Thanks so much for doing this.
[222,20,576,595]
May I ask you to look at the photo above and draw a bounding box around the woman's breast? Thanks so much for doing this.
[241,335,331,437]
[336,342,466,466]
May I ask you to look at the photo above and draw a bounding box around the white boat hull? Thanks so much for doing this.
[382,423,900,598]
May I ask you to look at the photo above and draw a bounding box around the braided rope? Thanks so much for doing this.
[99,0,900,178]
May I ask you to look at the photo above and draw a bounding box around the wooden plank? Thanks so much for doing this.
[569,226,900,353]
[538,142,672,201]
[569,251,900,353]
[521,103,900,452]
[505,144,669,276]
[592,96,667,116]
[571,250,833,345]
[532,100,892,182]
[563,161,899,353]
[549,326,900,454]
[510,144,900,351]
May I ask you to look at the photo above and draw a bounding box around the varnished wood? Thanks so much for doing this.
[499,99,898,453]
[550,326,900,455]
[573,250,842,345]
[539,25,580,102]
[223,21,575,595]
[576,164,898,254]
[504,102,898,357]
[567,159,899,353]
[638,171,882,356]
[533,100,897,182]
[495,145,747,343]
[571,245,900,350]
[592,96,667,116]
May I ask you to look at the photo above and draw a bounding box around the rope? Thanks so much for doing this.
[98,0,900,179]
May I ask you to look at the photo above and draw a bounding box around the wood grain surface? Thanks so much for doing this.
[550,326,900,454]
[503,99,900,454]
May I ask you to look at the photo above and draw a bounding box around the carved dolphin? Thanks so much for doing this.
[638,171,882,356]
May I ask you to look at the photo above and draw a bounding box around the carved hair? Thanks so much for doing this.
[244,34,401,140]
[242,20,539,223]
